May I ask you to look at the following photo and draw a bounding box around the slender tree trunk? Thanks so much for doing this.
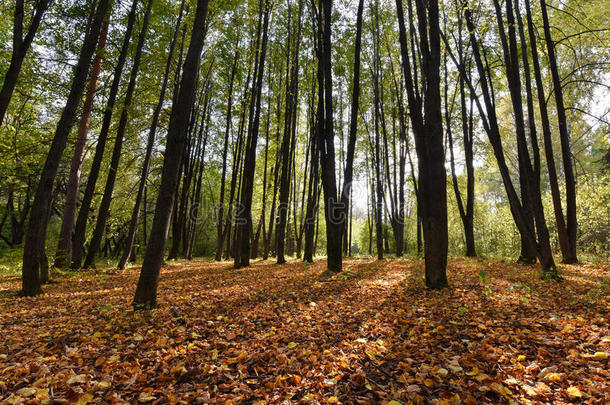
[315,0,342,272]
[372,0,384,260]
[71,0,139,269]
[445,3,559,278]
[118,0,186,269]
[263,68,284,260]
[493,0,555,271]
[277,0,303,264]
[303,91,319,263]
[446,19,476,258]
[39,187,54,284]
[84,0,153,268]
[169,72,211,260]
[186,101,211,259]
[340,0,364,259]
[522,0,570,263]
[216,47,239,261]
[132,0,210,309]
[0,0,50,126]
[234,0,271,269]
[55,13,110,268]
[540,0,578,263]
[21,0,112,296]
[491,0,537,264]
[396,0,448,288]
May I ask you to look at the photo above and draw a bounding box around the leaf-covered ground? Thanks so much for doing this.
[0,257,608,404]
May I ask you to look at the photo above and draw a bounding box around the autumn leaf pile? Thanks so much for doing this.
[1,257,608,404]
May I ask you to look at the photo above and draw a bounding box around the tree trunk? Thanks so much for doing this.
[234,0,271,269]
[71,0,139,269]
[215,46,239,261]
[0,0,49,126]
[493,0,555,272]
[396,0,448,288]
[118,0,186,269]
[55,13,110,268]
[84,0,153,269]
[303,91,320,263]
[133,0,210,309]
[522,0,570,263]
[446,17,476,258]
[445,3,559,278]
[21,0,111,296]
[277,0,303,264]
[315,0,342,272]
[372,0,384,260]
[39,187,54,284]
[540,0,578,263]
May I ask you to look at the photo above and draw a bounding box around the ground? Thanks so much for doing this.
[0,257,608,404]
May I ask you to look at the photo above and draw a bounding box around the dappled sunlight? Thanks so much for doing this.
[1,258,607,403]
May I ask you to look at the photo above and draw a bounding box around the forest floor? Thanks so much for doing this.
[0,257,608,404]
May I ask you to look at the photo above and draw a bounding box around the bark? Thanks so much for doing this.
[118,0,186,269]
[234,0,271,269]
[315,0,342,272]
[133,0,210,309]
[396,0,448,288]
[55,13,110,268]
[372,0,384,260]
[71,0,139,269]
[84,0,153,268]
[215,46,239,261]
[21,0,111,296]
[540,0,578,263]
[0,0,50,126]
[493,0,555,272]
[444,3,558,278]
[523,0,570,263]
[277,0,303,264]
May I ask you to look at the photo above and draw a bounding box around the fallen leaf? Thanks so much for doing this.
[566,386,583,398]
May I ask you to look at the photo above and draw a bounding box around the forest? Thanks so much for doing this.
[0,0,609,403]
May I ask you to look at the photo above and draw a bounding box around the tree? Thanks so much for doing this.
[314,0,343,273]
[233,0,271,269]
[340,0,364,260]
[215,45,239,261]
[540,0,578,263]
[396,0,448,289]
[54,10,110,268]
[118,0,187,269]
[83,0,153,268]
[0,0,50,126]
[133,0,210,309]
[71,0,139,269]
[493,0,555,270]
[444,1,559,278]
[21,0,112,296]
[445,7,476,257]
[276,0,303,264]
